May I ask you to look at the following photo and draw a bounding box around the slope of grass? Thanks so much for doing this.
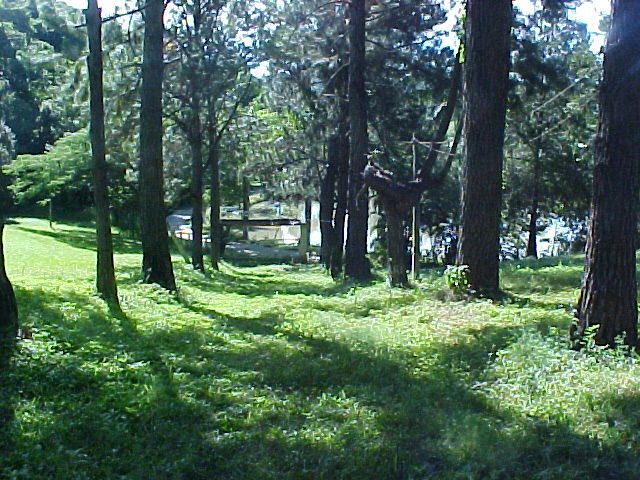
[1,218,639,479]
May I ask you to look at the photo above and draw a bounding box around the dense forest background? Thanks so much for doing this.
[0,0,600,253]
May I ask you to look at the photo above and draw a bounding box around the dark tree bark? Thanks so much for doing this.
[363,58,463,286]
[344,0,371,281]
[456,0,512,295]
[324,63,350,279]
[331,114,350,279]
[525,203,539,258]
[0,224,17,368]
[320,136,338,269]
[384,201,409,286]
[85,0,119,305]
[573,0,640,348]
[139,0,176,290]
[209,143,221,271]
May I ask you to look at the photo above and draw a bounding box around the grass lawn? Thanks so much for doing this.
[1,218,640,479]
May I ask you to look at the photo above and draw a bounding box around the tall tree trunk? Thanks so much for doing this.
[85,0,119,305]
[456,0,512,296]
[328,64,350,278]
[209,144,221,271]
[320,136,338,269]
[0,224,17,368]
[188,55,204,271]
[139,0,175,290]
[573,0,640,348]
[526,146,541,258]
[189,121,204,271]
[344,0,371,281]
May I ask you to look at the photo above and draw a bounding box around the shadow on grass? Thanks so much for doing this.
[4,287,221,479]
[223,255,299,268]
[16,227,141,255]
[204,312,631,479]
[600,393,640,450]
[2,283,637,479]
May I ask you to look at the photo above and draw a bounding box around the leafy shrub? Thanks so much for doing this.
[444,264,469,294]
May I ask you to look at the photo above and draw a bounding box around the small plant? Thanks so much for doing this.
[444,264,470,294]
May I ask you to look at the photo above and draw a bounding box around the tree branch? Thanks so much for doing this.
[430,116,464,187]
[416,52,463,183]
[76,4,149,28]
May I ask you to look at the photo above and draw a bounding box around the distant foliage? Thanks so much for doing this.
[3,129,92,208]
[0,0,85,154]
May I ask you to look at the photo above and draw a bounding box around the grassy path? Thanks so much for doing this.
[1,218,640,479]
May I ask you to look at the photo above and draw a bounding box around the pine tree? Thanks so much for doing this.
[573,0,640,348]
[456,0,512,295]
[344,0,371,281]
[85,0,119,305]
[139,0,176,290]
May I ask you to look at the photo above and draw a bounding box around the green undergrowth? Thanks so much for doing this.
[1,218,640,479]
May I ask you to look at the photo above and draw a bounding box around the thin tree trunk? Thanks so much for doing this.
[298,199,312,262]
[190,123,204,271]
[209,144,221,270]
[411,136,420,281]
[526,146,541,258]
[85,0,119,305]
[139,0,175,290]
[242,176,250,241]
[526,205,539,258]
[573,0,640,348]
[456,0,512,296]
[188,55,204,271]
[48,198,53,230]
[344,0,371,281]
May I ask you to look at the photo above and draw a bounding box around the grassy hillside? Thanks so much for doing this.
[1,218,640,479]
